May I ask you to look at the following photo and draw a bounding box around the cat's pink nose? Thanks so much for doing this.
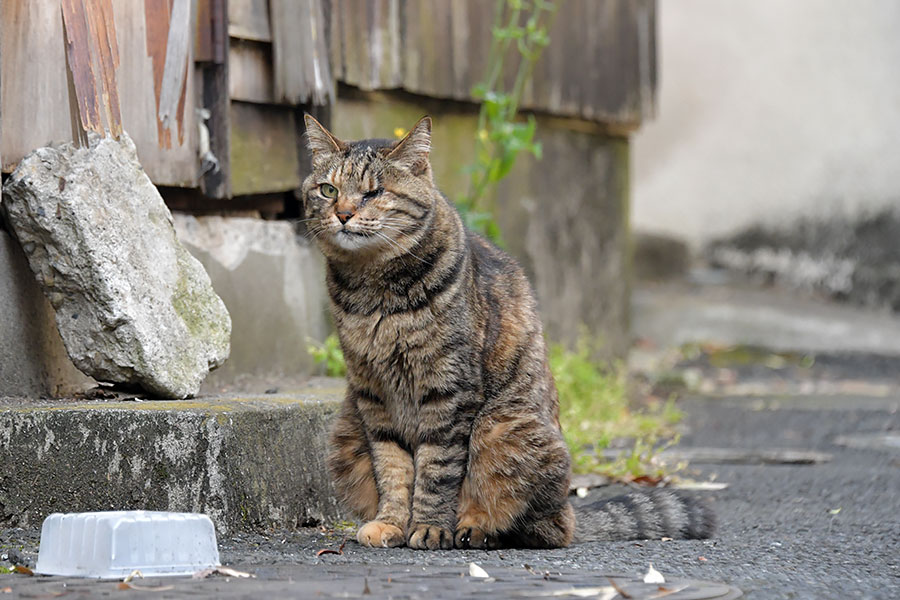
[336,210,354,224]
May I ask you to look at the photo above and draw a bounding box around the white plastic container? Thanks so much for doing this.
[35,511,220,578]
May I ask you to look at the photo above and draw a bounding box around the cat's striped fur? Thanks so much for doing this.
[301,115,714,549]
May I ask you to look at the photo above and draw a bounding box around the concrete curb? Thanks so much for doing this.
[0,378,345,534]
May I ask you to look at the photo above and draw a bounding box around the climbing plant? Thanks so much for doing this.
[457,0,557,242]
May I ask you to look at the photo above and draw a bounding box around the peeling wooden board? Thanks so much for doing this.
[1,1,76,172]
[228,39,274,104]
[269,0,333,105]
[332,0,402,92]
[59,0,123,140]
[1,1,198,185]
[156,0,191,140]
[229,101,300,196]
[60,0,103,136]
[85,0,123,139]
[329,0,656,127]
[228,0,271,42]
[117,0,198,185]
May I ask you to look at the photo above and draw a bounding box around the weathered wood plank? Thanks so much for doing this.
[330,0,656,127]
[117,0,197,185]
[229,101,300,196]
[60,0,103,137]
[1,2,86,164]
[331,0,402,92]
[156,0,191,141]
[228,39,274,104]
[197,0,230,199]
[87,0,123,139]
[269,0,334,105]
[2,1,198,185]
[228,0,271,42]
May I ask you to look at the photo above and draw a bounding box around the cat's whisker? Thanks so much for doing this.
[373,231,432,265]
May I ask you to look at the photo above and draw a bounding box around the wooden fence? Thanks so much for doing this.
[1,0,656,209]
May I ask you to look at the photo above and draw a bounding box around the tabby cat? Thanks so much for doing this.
[302,115,714,549]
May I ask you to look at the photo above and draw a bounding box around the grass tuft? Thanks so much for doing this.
[308,335,347,378]
[550,338,683,482]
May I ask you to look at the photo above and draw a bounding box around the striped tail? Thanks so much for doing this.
[575,490,716,541]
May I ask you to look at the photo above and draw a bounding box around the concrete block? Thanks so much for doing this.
[0,379,345,534]
[172,216,330,393]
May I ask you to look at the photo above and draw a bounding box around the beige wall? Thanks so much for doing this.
[633,1,900,247]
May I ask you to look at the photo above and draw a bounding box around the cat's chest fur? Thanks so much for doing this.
[337,301,467,404]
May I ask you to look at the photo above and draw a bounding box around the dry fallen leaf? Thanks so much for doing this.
[118,582,175,592]
[316,537,348,557]
[468,562,490,578]
[12,566,33,576]
[630,474,663,486]
[643,563,665,584]
[607,577,633,598]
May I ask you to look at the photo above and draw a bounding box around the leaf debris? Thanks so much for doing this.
[316,537,348,557]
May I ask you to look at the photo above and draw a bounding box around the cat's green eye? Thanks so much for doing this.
[319,183,338,199]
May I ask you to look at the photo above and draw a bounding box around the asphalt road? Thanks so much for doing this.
[1,392,898,599]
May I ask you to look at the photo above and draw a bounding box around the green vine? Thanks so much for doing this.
[457,0,558,242]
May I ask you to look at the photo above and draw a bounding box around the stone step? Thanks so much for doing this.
[0,378,345,534]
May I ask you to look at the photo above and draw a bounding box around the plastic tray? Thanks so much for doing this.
[35,511,220,578]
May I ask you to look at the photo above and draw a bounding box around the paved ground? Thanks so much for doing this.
[1,390,897,599]
[1,279,898,598]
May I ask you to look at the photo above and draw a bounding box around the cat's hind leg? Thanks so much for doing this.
[326,400,379,521]
[455,414,573,549]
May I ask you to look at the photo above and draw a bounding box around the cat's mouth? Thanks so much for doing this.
[332,228,376,250]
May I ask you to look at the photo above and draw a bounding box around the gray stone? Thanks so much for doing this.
[0,230,95,398]
[0,379,344,533]
[1,133,231,398]
[172,215,329,394]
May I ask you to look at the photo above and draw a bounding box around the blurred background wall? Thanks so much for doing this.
[633,0,900,247]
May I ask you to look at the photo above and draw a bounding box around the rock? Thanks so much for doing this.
[1,133,231,398]
[172,215,328,393]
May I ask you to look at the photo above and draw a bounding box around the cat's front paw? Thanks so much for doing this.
[407,523,453,550]
[357,520,406,548]
[454,526,500,549]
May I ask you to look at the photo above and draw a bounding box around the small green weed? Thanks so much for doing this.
[457,0,558,242]
[551,339,684,482]
[308,335,347,378]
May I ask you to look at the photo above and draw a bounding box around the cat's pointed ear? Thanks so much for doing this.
[304,114,345,164]
[387,116,432,176]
